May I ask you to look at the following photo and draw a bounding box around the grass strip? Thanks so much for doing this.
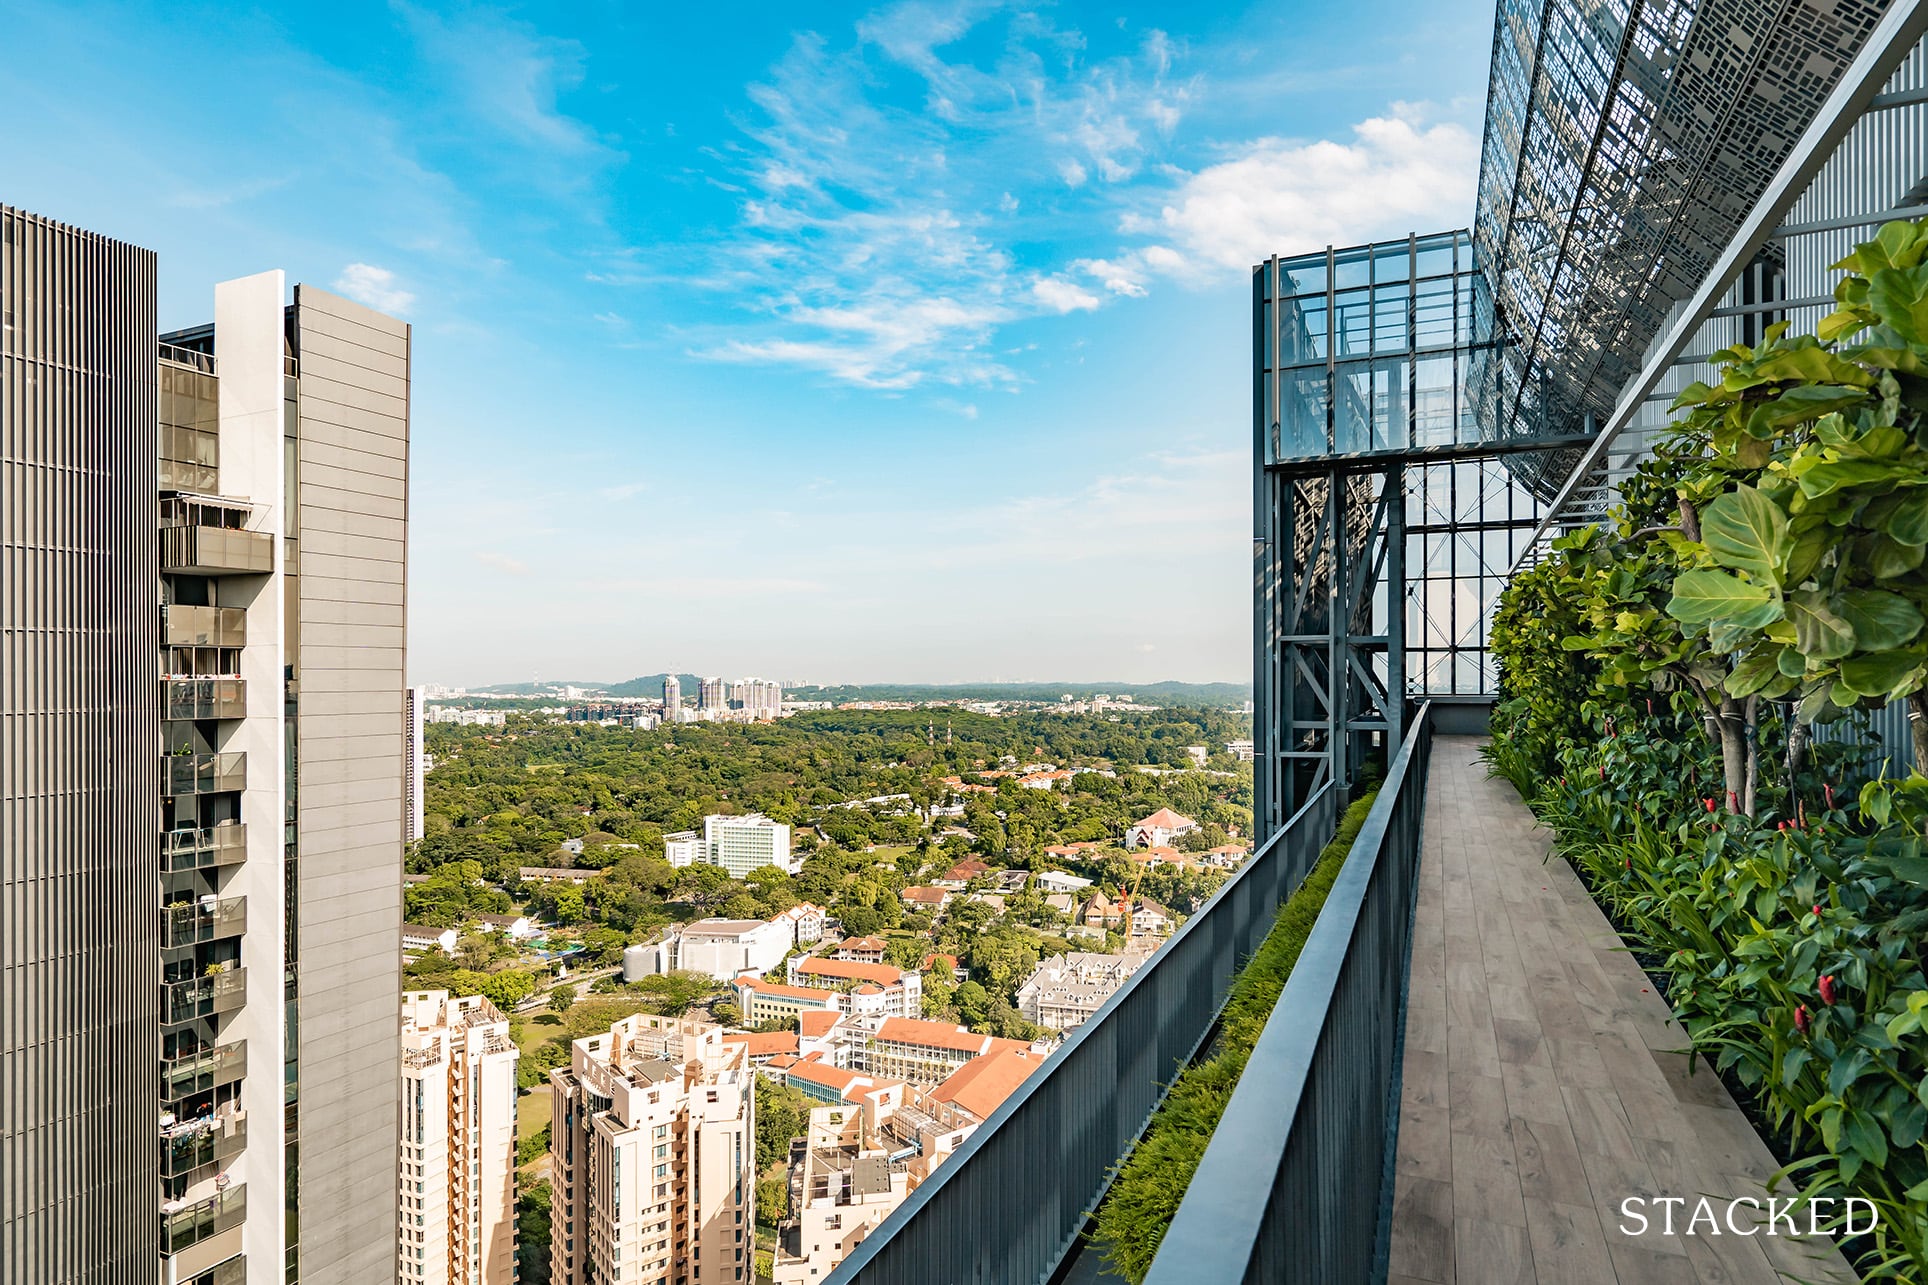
[1087,788,1382,1282]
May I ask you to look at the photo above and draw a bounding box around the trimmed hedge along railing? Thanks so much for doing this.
[824,768,1339,1284]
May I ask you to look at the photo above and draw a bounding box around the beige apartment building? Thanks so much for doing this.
[399,991,520,1285]
[549,1015,756,1285]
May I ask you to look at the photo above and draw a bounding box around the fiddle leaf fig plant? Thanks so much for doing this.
[1659,219,1928,778]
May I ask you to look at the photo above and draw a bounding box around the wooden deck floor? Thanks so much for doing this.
[1388,737,1858,1285]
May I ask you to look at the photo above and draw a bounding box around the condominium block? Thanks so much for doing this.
[1,202,408,1285]
[399,991,520,1285]
[548,1015,756,1285]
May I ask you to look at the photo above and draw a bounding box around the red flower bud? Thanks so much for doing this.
[1824,784,1834,809]
[1819,975,1837,1006]
[1777,821,1786,831]
[1794,1004,1810,1035]
[1704,797,1716,813]
[1813,905,1821,916]
[1599,764,1606,781]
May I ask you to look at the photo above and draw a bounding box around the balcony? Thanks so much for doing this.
[162,1040,247,1102]
[162,823,247,873]
[159,496,272,576]
[163,678,247,722]
[161,1109,248,1179]
[162,753,245,798]
[164,968,247,1025]
[163,604,246,648]
[161,897,247,949]
[161,1186,246,1280]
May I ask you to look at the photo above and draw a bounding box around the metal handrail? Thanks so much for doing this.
[1144,703,1434,1285]
[826,778,1339,1285]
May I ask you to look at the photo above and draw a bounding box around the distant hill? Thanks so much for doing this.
[469,675,1249,707]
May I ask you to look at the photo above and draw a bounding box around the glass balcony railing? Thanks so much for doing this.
[161,753,245,798]
[161,1110,248,1179]
[162,604,246,648]
[161,1185,246,1255]
[163,968,247,1025]
[162,824,247,873]
[159,525,272,576]
[162,1040,247,1102]
[163,678,247,722]
[161,897,247,949]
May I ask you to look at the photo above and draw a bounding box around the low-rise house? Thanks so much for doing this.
[920,953,965,982]
[518,866,592,884]
[1043,893,1079,918]
[966,892,1007,913]
[1016,952,1146,1030]
[1129,897,1175,937]
[995,869,1029,892]
[1017,769,1074,790]
[1199,843,1250,870]
[833,936,888,964]
[933,859,991,890]
[773,901,829,944]
[1034,870,1093,893]
[1128,845,1198,871]
[900,886,952,911]
[1082,891,1121,930]
[473,913,539,940]
[402,923,458,955]
[1125,807,1199,850]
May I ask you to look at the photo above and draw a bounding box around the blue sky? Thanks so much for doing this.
[2,0,1492,686]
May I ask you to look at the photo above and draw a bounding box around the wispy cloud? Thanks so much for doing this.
[334,262,416,313]
[671,3,1186,390]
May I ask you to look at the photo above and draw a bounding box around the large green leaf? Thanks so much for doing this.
[1667,569,1780,627]
[1699,485,1790,580]
[1725,650,1785,697]
[1838,649,1925,699]
[1786,591,1856,661]
[1745,385,1871,437]
[1869,264,1928,346]
[1838,588,1926,650]
[1871,535,1928,577]
[1884,489,1928,546]
[1748,343,1874,388]
[1796,458,1910,499]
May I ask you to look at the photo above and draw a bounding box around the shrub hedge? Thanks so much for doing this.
[1087,788,1380,1282]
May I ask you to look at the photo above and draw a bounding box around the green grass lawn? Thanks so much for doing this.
[517,1084,551,1144]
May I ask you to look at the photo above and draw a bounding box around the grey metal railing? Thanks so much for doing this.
[1144,704,1433,1285]
[826,779,1338,1285]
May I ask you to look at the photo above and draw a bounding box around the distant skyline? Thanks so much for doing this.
[1,0,1492,684]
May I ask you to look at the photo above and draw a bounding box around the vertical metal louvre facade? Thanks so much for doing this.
[0,204,162,1282]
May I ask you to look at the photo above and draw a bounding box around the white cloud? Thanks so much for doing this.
[1058,157,1089,187]
[1123,112,1479,278]
[596,482,647,501]
[1032,277,1102,313]
[333,263,416,314]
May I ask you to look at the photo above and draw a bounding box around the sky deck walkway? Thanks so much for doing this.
[1389,737,1857,1285]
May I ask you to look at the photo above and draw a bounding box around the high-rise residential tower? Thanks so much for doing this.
[399,991,520,1285]
[405,685,427,844]
[697,676,724,716]
[548,1015,755,1285]
[1,203,409,1285]
[663,673,681,722]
